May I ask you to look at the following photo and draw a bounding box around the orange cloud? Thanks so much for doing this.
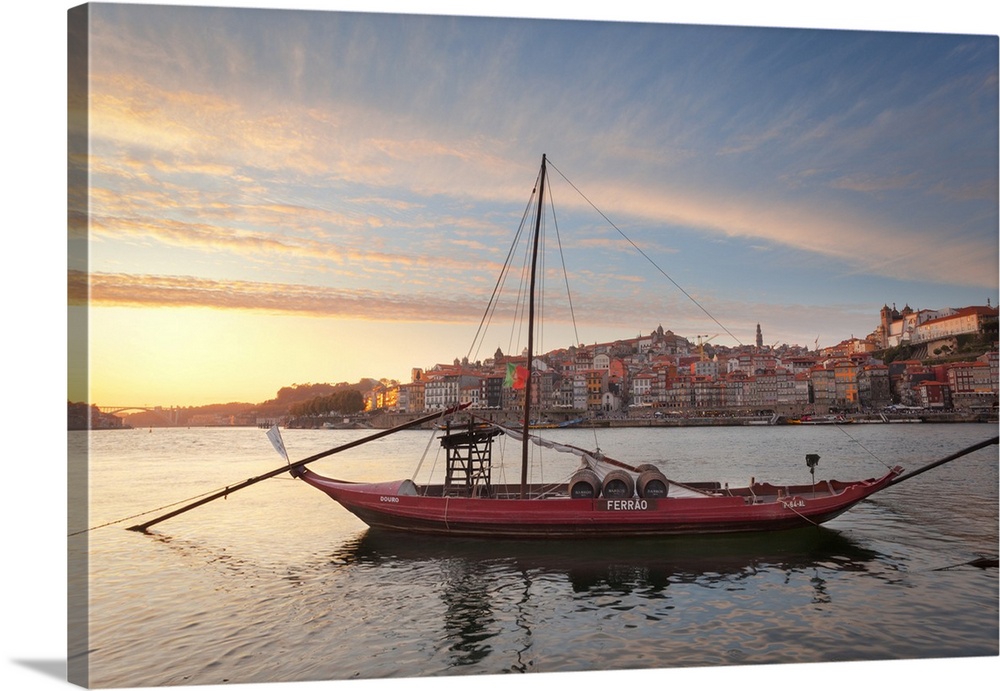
[69,269,697,335]
[70,270,501,323]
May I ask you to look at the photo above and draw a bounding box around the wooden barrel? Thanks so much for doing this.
[637,468,669,498]
[634,463,659,473]
[569,468,601,498]
[601,469,636,499]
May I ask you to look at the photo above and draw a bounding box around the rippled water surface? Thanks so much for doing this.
[70,423,998,687]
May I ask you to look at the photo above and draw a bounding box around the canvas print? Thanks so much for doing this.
[67,2,998,689]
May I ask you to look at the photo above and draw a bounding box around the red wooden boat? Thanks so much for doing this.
[292,462,903,539]
[290,410,996,539]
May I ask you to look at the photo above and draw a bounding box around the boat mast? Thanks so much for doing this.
[521,154,546,499]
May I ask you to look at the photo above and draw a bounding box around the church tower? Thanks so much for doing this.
[755,323,763,349]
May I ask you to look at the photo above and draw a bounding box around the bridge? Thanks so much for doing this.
[100,406,181,425]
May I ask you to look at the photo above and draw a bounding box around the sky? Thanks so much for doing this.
[63,1,999,407]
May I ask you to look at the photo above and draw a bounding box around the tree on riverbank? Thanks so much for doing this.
[288,389,365,417]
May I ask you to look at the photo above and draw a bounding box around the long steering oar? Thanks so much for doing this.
[127,403,470,533]
[884,435,998,488]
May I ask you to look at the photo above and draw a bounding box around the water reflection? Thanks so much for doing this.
[334,526,883,590]
[318,526,886,670]
[437,558,502,668]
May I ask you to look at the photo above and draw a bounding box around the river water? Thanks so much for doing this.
[69,422,998,689]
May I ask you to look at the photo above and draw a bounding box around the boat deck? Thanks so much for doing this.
[417,479,844,503]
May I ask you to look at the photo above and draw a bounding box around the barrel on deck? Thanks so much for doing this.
[601,469,636,499]
[637,468,669,498]
[569,469,601,498]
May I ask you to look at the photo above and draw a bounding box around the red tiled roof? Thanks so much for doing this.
[920,306,998,328]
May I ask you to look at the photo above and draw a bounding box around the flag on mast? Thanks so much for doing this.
[504,362,529,390]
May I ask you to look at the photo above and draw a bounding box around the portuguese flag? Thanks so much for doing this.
[504,362,529,390]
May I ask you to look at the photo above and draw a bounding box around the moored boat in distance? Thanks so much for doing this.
[323,417,372,430]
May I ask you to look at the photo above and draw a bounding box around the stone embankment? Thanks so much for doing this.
[369,410,996,430]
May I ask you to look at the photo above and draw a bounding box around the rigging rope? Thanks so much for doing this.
[461,155,752,478]
[67,483,260,536]
[833,423,895,472]
[547,159,744,347]
[785,502,822,527]
[547,184,582,350]
[411,418,447,486]
[465,181,535,365]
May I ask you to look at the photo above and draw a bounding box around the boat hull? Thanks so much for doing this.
[295,468,901,538]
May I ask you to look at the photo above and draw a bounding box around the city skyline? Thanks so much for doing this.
[67,2,999,408]
[82,305,990,411]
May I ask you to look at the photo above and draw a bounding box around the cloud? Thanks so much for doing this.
[570,176,999,290]
[829,172,922,195]
[70,270,496,322]
[68,267,710,338]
